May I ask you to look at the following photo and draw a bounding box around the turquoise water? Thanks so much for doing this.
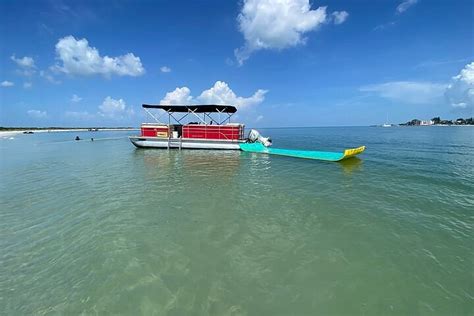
[0,127,473,315]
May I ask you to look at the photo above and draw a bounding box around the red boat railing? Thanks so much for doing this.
[141,124,245,140]
[182,124,244,140]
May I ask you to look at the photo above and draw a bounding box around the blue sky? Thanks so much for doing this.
[0,0,473,127]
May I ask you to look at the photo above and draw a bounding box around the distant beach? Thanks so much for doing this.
[0,128,138,138]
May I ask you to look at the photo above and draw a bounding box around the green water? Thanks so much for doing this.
[0,127,473,315]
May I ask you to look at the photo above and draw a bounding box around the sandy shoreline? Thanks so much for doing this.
[0,128,138,138]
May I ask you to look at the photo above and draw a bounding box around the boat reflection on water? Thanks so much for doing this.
[136,149,174,170]
[181,150,241,178]
[134,149,241,181]
[134,147,361,183]
[339,157,363,174]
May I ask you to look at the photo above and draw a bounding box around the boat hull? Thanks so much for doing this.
[129,136,243,150]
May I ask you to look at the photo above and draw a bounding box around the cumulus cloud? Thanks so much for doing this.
[445,62,474,109]
[160,87,193,105]
[99,96,134,118]
[71,94,82,103]
[453,61,474,84]
[11,55,37,77]
[1,80,14,87]
[65,97,134,121]
[27,109,47,118]
[396,0,418,14]
[23,82,32,89]
[332,11,349,25]
[11,55,35,68]
[360,81,447,104]
[11,55,36,77]
[160,81,268,110]
[160,66,171,73]
[198,81,267,109]
[53,36,145,77]
[234,0,347,64]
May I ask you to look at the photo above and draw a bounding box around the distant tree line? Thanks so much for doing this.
[400,117,474,126]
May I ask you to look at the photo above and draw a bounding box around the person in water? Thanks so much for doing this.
[75,136,80,141]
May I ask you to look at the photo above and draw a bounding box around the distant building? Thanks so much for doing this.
[420,120,434,126]
[401,117,473,126]
[407,119,421,126]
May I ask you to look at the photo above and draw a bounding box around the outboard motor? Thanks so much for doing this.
[248,129,272,147]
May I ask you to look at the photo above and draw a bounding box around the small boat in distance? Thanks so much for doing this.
[382,113,391,127]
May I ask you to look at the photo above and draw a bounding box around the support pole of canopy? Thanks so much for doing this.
[169,112,182,124]
[218,113,234,125]
[204,113,216,125]
[144,108,162,123]
[168,111,170,149]
[175,112,190,124]
[189,109,206,124]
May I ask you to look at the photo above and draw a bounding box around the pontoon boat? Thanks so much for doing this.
[129,104,271,150]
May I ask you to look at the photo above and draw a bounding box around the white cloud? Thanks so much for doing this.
[40,70,61,84]
[23,82,32,89]
[198,81,267,109]
[71,94,82,103]
[373,21,396,32]
[256,115,264,122]
[235,0,347,64]
[66,97,134,121]
[53,36,145,77]
[453,61,474,84]
[414,58,470,69]
[27,109,47,118]
[1,81,14,87]
[451,102,467,109]
[396,0,418,14]
[11,55,36,68]
[11,55,36,76]
[160,87,193,105]
[360,81,447,104]
[360,62,474,111]
[445,62,474,109]
[332,11,349,25]
[160,66,171,73]
[99,96,134,119]
[159,81,268,110]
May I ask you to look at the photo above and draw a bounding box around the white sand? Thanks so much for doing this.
[0,128,138,138]
[0,131,23,138]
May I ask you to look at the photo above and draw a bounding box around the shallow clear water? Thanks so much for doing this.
[0,127,473,315]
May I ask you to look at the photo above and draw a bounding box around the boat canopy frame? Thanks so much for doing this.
[141,104,237,125]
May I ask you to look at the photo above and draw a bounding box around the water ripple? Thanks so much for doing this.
[1,128,473,315]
